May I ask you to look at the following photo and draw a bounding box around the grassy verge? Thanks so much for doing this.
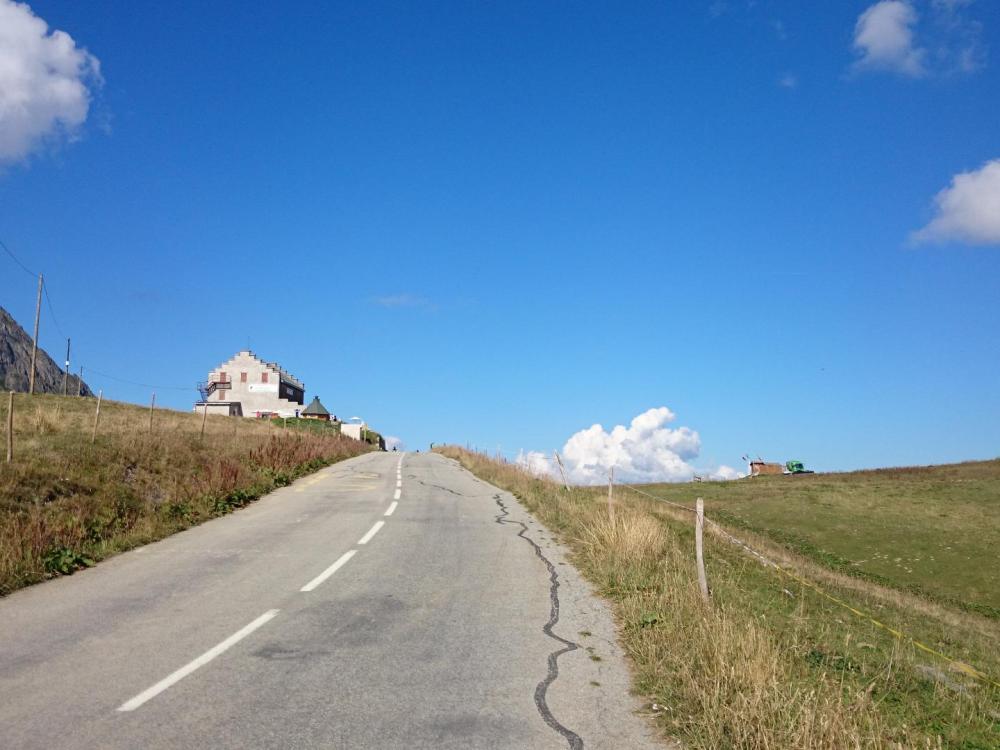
[0,393,371,594]
[437,446,1000,749]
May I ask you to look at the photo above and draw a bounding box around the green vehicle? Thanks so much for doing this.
[785,460,814,475]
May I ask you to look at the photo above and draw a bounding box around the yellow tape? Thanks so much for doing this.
[621,483,1000,689]
[736,535,1000,690]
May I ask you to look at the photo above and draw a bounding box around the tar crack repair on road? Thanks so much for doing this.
[494,493,584,750]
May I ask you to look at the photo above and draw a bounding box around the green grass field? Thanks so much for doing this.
[639,460,1000,618]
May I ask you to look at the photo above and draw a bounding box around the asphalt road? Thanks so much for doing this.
[0,451,662,749]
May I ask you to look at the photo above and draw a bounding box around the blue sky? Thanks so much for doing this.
[1,1,998,477]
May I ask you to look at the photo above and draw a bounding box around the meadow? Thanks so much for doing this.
[438,447,1000,750]
[0,392,370,595]
[645,461,1000,619]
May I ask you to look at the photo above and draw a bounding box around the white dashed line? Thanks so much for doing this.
[396,480,402,488]
[384,501,398,516]
[300,551,356,592]
[358,521,385,545]
[117,609,280,712]
[393,488,401,500]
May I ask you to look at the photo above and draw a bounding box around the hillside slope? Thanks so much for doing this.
[0,306,93,395]
[0,393,370,594]
[643,459,1000,618]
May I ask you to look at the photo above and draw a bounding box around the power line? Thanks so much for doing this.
[1,235,191,396]
[0,237,36,278]
[41,280,67,340]
[84,367,193,392]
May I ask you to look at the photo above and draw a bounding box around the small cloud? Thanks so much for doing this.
[517,407,744,485]
[127,289,163,303]
[771,19,788,40]
[912,158,1000,245]
[372,293,431,308]
[852,1,926,77]
[930,0,986,74]
[778,72,798,88]
[0,0,102,165]
[851,0,987,78]
[385,436,405,451]
[708,1,730,19]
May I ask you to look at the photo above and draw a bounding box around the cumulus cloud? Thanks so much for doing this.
[912,159,1000,245]
[518,407,742,485]
[852,1,926,76]
[0,0,101,165]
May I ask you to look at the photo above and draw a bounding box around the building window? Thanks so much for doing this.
[261,372,269,383]
[240,372,247,383]
[219,372,228,383]
[217,390,225,400]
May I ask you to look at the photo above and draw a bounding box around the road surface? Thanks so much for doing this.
[0,451,662,749]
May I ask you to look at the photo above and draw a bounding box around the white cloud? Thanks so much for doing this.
[852,1,926,76]
[912,159,1000,245]
[373,293,431,308]
[0,0,101,165]
[385,435,405,451]
[851,0,986,77]
[518,407,743,485]
[930,0,986,74]
[778,73,798,89]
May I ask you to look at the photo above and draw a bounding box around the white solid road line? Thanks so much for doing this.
[117,609,280,712]
[300,550,357,592]
[357,521,385,545]
[384,501,398,516]
[393,488,401,500]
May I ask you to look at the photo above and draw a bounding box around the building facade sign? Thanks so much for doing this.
[248,383,279,393]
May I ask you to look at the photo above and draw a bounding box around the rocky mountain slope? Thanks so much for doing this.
[0,306,93,396]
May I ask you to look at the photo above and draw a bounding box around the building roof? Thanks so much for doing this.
[301,396,330,416]
[216,350,305,391]
[265,360,304,390]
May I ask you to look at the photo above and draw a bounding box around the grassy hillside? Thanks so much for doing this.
[437,447,1000,749]
[643,461,1000,619]
[0,393,370,594]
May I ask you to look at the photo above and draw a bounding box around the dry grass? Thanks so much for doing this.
[0,393,370,594]
[438,446,999,750]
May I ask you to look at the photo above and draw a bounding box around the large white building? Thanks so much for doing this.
[195,350,305,418]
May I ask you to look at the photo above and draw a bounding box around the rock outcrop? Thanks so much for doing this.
[0,306,93,395]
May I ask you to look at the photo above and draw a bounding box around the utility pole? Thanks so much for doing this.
[28,274,42,395]
[62,338,71,396]
[77,366,84,397]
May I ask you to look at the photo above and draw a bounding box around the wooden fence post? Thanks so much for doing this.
[554,451,570,491]
[148,392,156,433]
[200,401,209,439]
[91,390,103,444]
[607,467,616,524]
[5,391,13,463]
[695,497,710,603]
[28,274,42,395]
